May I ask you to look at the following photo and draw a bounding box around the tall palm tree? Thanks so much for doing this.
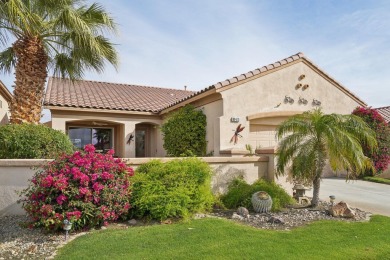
[0,0,118,124]
[276,109,377,207]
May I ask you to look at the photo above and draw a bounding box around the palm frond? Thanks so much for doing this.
[276,108,378,183]
[0,46,16,74]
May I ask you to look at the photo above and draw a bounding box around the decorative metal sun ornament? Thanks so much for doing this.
[230,124,245,145]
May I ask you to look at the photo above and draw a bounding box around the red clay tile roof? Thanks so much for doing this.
[165,52,366,109]
[0,80,12,102]
[44,77,194,113]
[376,106,390,123]
[45,52,367,113]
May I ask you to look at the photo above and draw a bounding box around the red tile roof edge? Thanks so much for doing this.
[0,80,12,102]
[45,52,367,113]
[375,106,390,123]
[44,77,194,113]
[164,52,367,110]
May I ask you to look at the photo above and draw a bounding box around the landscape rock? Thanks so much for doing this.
[329,201,356,218]
[194,213,207,219]
[267,216,285,224]
[237,207,249,217]
[231,212,244,221]
[128,219,137,225]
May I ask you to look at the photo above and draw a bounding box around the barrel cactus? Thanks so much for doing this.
[251,191,272,213]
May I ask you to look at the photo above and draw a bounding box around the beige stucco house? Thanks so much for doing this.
[44,52,366,158]
[0,81,12,125]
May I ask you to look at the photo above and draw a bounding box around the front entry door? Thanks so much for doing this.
[135,127,147,157]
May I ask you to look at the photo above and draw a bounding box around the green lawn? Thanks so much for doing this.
[363,176,390,185]
[55,216,390,260]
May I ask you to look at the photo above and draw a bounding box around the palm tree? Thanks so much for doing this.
[0,0,118,124]
[276,109,377,207]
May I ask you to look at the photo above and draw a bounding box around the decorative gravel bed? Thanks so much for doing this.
[208,201,372,230]
[0,215,65,260]
[0,201,371,259]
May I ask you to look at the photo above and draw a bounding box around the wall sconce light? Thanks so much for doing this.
[295,83,302,89]
[230,117,240,123]
[303,84,309,90]
[299,74,305,80]
[298,97,308,105]
[312,99,321,106]
[284,96,294,104]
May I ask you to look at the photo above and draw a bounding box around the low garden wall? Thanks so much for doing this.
[0,156,276,216]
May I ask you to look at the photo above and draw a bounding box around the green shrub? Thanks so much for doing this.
[131,158,214,220]
[161,105,207,157]
[221,178,295,212]
[363,176,390,185]
[0,124,74,159]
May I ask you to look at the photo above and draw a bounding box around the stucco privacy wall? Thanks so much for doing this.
[217,60,362,151]
[50,109,165,158]
[0,160,49,216]
[0,156,271,216]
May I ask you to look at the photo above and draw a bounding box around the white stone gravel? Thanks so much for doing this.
[0,215,68,260]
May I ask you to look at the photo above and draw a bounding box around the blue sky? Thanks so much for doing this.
[1,0,389,121]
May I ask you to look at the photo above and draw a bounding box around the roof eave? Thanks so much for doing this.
[0,81,12,102]
[45,105,160,116]
[160,87,216,114]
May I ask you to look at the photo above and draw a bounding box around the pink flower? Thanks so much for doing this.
[101,171,113,180]
[54,177,68,191]
[79,187,89,196]
[84,144,96,153]
[79,174,90,186]
[93,182,104,192]
[41,175,54,188]
[56,194,67,205]
[91,173,99,182]
[66,210,82,220]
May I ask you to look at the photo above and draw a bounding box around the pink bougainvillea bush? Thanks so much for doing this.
[353,107,390,175]
[19,144,134,231]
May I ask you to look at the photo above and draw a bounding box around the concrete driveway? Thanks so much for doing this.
[319,178,390,216]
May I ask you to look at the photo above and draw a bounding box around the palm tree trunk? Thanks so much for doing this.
[311,176,321,207]
[10,37,48,124]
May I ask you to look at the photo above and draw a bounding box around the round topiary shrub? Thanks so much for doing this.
[19,144,134,231]
[0,123,74,159]
[161,105,207,157]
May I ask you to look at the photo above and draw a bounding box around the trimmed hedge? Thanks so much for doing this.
[221,178,295,212]
[131,158,214,220]
[0,124,74,159]
[161,105,207,157]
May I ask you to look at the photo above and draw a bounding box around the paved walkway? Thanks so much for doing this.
[319,178,390,216]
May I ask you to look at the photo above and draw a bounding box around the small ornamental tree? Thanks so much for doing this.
[352,107,390,175]
[19,144,134,231]
[161,105,207,156]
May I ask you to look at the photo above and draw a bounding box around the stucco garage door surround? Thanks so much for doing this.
[247,111,302,149]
